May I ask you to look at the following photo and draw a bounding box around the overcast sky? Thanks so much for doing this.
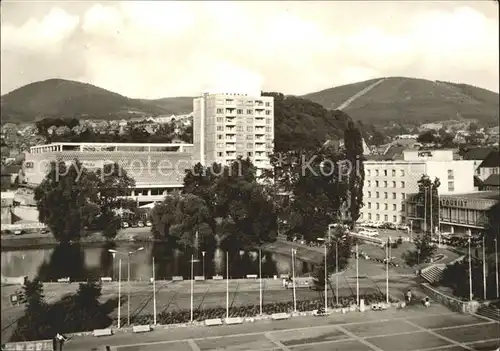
[1,1,498,99]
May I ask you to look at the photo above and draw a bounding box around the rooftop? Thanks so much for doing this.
[461,147,497,161]
[483,174,500,187]
[442,191,500,201]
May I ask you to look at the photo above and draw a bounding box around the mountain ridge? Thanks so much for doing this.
[2,77,498,126]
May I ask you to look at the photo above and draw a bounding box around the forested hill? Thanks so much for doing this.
[264,92,352,152]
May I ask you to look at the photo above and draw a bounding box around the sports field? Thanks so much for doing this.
[65,304,500,351]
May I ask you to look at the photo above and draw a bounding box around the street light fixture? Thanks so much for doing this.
[108,247,144,326]
[190,256,200,322]
[202,251,206,278]
[317,237,328,312]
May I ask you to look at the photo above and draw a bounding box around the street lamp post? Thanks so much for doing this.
[482,235,487,300]
[259,249,263,315]
[152,256,156,325]
[468,232,473,301]
[495,237,499,299]
[108,247,144,326]
[202,251,206,278]
[118,259,122,329]
[291,248,297,313]
[190,255,200,323]
[317,238,328,313]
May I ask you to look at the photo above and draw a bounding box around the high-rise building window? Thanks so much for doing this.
[247,152,253,157]
[368,191,371,198]
[393,204,397,211]
[384,192,388,199]
[266,127,272,132]
[376,170,379,176]
[367,170,371,176]
[376,214,380,221]
[217,117,224,123]
[402,193,406,200]
[217,135,223,140]
[246,109,253,114]
[246,135,253,140]
[376,181,379,187]
[393,215,397,222]
[384,181,388,188]
[367,180,371,187]
[384,170,387,176]
[266,118,272,125]
[400,169,405,176]
[265,102,271,107]
[265,110,271,115]
[376,192,380,198]
[247,126,253,132]
[401,181,405,188]
[217,152,223,157]
[216,108,224,114]
[448,181,454,191]
[392,170,396,177]
[392,181,396,188]
[368,213,372,220]
[368,202,371,209]
[392,193,396,199]
[384,214,388,221]
[384,204,388,210]
[237,126,244,132]
[376,203,380,210]
[447,169,454,180]
[217,126,224,131]
[237,109,243,114]
[247,143,253,148]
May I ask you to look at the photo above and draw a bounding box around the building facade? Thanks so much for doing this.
[193,93,274,172]
[406,191,498,236]
[23,142,194,205]
[360,149,475,225]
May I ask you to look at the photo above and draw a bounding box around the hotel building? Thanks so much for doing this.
[361,149,475,225]
[193,93,274,173]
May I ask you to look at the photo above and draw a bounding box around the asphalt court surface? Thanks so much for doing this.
[115,313,500,351]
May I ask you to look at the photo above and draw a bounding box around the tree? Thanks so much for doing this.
[34,159,135,243]
[415,175,440,234]
[417,131,436,144]
[343,121,365,228]
[182,158,278,249]
[92,163,135,238]
[370,131,386,146]
[11,279,50,342]
[313,226,353,291]
[34,160,100,243]
[272,145,349,243]
[402,235,437,266]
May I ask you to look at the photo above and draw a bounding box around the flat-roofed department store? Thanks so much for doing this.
[360,149,475,225]
[24,142,193,204]
[406,191,499,235]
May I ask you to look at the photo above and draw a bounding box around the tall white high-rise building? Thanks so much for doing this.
[193,92,274,172]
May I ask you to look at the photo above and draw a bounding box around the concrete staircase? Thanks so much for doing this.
[420,265,444,284]
[476,304,500,322]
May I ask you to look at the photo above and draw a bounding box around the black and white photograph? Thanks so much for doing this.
[0,1,499,350]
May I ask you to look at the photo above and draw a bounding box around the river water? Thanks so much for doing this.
[1,242,314,282]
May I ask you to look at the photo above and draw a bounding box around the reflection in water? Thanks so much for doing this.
[37,243,86,282]
[1,242,314,282]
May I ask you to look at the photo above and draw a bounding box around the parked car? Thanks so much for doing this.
[397,224,409,231]
[122,221,129,229]
[137,221,145,227]
[145,220,152,227]
[359,229,379,237]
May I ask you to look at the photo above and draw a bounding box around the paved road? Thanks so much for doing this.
[64,304,500,351]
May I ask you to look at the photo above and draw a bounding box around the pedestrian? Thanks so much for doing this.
[55,333,67,351]
[406,289,412,304]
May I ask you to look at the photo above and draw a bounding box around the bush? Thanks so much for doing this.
[122,294,396,326]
